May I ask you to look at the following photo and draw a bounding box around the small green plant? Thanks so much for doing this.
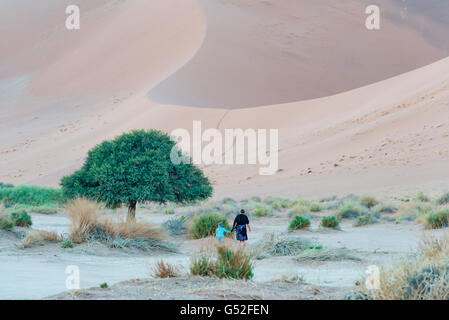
[416,192,430,202]
[11,210,32,227]
[437,192,449,205]
[61,239,74,248]
[190,213,231,239]
[190,254,215,277]
[359,196,378,209]
[306,244,323,250]
[321,216,339,228]
[100,282,108,289]
[309,203,322,212]
[252,203,273,217]
[289,215,311,231]
[336,202,365,219]
[426,210,449,229]
[354,214,375,227]
[214,245,254,280]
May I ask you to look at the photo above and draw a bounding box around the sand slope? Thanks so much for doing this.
[1,0,449,199]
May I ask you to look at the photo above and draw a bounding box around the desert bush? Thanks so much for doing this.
[309,203,322,212]
[426,210,449,229]
[0,213,14,230]
[11,210,32,227]
[354,213,376,227]
[190,254,216,277]
[61,239,73,248]
[396,202,435,222]
[100,282,108,289]
[190,213,230,239]
[251,203,273,217]
[289,215,311,231]
[321,216,339,228]
[162,216,188,235]
[359,233,449,300]
[153,259,180,278]
[0,185,65,206]
[214,244,254,280]
[359,196,378,209]
[67,198,174,252]
[295,247,361,262]
[336,202,365,219]
[253,233,312,259]
[437,192,449,205]
[373,203,397,214]
[416,192,430,202]
[270,198,290,210]
[19,230,60,248]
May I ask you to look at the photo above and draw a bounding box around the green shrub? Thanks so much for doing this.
[190,213,230,239]
[416,192,430,202]
[359,196,378,209]
[0,182,14,189]
[309,203,322,212]
[190,254,216,277]
[437,192,449,205]
[61,239,74,248]
[426,210,449,229]
[336,202,365,219]
[354,213,375,227]
[252,203,273,217]
[11,210,32,227]
[289,215,311,231]
[321,216,339,228]
[0,185,65,206]
[215,245,254,280]
[100,282,108,289]
[0,213,14,230]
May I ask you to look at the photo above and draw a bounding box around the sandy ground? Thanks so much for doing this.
[0,209,446,300]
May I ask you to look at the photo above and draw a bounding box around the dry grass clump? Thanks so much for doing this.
[253,233,313,259]
[19,230,60,249]
[295,247,361,262]
[67,198,173,252]
[152,259,181,278]
[358,232,449,300]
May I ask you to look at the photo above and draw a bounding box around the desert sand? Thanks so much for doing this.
[1,0,449,202]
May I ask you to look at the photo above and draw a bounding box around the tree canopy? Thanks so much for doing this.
[61,129,213,220]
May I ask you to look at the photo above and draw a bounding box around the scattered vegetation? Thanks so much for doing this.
[289,215,310,231]
[437,192,449,205]
[190,213,230,239]
[61,239,74,248]
[321,216,339,228]
[153,259,180,278]
[19,230,60,248]
[251,203,273,217]
[416,191,430,203]
[354,213,375,227]
[253,233,313,259]
[336,202,365,219]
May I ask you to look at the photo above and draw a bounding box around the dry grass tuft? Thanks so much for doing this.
[19,230,60,249]
[152,259,180,278]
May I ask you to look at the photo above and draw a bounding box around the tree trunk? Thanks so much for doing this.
[127,201,137,222]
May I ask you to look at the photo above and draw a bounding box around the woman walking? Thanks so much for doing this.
[232,209,251,246]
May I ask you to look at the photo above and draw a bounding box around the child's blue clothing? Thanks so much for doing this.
[215,226,231,239]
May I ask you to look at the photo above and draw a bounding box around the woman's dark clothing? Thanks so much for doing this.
[233,214,249,241]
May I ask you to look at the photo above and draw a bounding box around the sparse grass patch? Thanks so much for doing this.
[321,216,339,228]
[437,192,449,205]
[295,247,361,262]
[162,216,188,235]
[336,202,365,219]
[359,196,378,209]
[354,213,376,227]
[19,230,60,248]
[289,215,310,231]
[153,259,180,278]
[251,203,274,217]
[253,233,313,259]
[416,191,430,202]
[373,203,397,214]
[396,202,435,222]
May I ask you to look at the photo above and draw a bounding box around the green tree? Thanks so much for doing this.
[61,130,212,221]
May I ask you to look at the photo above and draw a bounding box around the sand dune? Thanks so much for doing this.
[1,0,449,199]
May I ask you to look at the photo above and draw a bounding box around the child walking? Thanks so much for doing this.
[215,222,231,242]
